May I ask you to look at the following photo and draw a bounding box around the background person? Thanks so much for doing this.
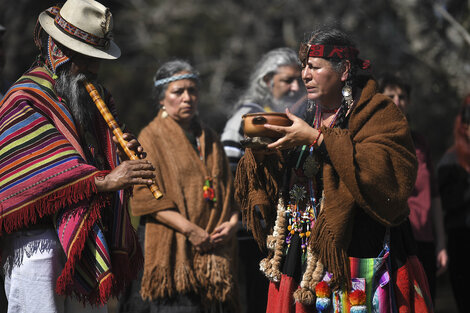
[220,46,305,313]
[378,72,448,303]
[0,1,154,312]
[437,94,470,313]
[235,26,432,312]
[221,47,305,173]
[122,60,239,313]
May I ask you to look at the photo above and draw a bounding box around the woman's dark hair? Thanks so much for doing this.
[304,26,358,78]
[302,26,360,128]
[454,94,470,172]
[153,60,200,105]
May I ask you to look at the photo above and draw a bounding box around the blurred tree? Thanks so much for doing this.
[1,0,469,161]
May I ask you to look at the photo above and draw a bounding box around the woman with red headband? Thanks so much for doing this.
[235,26,433,312]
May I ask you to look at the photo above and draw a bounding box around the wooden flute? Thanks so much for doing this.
[83,80,163,200]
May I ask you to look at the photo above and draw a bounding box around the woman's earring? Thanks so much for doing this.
[342,81,353,109]
[161,106,168,119]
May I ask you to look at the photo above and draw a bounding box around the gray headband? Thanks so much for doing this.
[154,73,199,87]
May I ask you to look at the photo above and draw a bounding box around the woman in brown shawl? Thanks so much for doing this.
[235,27,433,312]
[124,60,239,313]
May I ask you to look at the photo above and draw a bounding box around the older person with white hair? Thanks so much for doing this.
[220,47,305,313]
[221,47,306,174]
[0,1,155,312]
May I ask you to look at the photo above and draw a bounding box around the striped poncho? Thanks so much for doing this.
[0,66,142,304]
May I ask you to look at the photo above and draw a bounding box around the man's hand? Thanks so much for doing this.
[95,160,155,192]
[113,133,147,160]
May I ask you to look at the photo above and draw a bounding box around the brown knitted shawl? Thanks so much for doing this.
[131,111,237,308]
[235,77,417,292]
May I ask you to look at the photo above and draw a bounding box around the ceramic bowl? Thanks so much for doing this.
[242,112,292,138]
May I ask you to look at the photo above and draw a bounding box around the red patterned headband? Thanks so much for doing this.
[299,43,371,70]
[46,6,109,49]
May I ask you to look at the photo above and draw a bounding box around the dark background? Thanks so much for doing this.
[1,0,470,164]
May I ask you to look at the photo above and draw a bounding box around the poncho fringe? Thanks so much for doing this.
[0,66,143,305]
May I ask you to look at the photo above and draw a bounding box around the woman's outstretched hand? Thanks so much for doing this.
[264,108,319,150]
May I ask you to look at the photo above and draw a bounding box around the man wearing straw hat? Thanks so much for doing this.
[0,1,156,312]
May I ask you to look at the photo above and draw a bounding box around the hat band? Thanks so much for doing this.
[46,6,109,49]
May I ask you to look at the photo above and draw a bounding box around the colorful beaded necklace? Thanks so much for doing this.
[286,103,342,259]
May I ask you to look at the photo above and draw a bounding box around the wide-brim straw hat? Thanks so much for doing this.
[38,0,120,60]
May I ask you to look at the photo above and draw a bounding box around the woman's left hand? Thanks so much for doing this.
[210,220,238,246]
[113,132,147,160]
[265,108,318,150]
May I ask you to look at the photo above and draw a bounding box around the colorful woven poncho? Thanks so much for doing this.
[0,66,143,304]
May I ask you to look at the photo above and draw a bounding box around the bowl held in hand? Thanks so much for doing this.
[242,112,292,138]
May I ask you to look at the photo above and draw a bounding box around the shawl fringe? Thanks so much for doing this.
[193,253,236,305]
[140,253,237,310]
[83,249,144,305]
[55,192,110,302]
[0,172,106,234]
[234,149,283,248]
[310,211,350,291]
[141,264,198,300]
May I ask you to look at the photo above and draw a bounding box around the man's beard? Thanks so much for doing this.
[55,71,98,131]
[270,90,305,113]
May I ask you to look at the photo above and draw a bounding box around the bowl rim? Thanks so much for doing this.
[242,112,289,118]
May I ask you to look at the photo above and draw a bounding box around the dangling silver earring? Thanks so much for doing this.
[161,106,168,119]
[342,81,353,109]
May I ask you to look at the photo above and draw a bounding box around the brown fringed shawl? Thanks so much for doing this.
[235,78,417,301]
[131,111,237,308]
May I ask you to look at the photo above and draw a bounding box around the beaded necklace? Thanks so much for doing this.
[195,136,217,203]
[286,103,342,259]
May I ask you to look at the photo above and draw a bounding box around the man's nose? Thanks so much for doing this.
[290,79,300,92]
